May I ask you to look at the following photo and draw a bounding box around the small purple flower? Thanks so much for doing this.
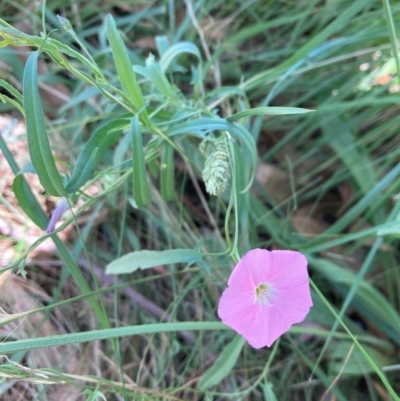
[45,199,69,233]
[218,249,313,348]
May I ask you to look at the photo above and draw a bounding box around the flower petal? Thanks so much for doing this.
[268,250,309,287]
[265,305,293,345]
[227,253,255,291]
[220,305,259,341]
[242,248,272,287]
[220,301,271,348]
[218,287,255,320]
[242,304,272,348]
[270,283,313,324]
[222,303,278,349]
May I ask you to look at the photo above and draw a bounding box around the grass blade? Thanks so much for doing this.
[160,142,175,201]
[381,0,400,84]
[243,0,369,91]
[131,116,150,207]
[0,322,226,354]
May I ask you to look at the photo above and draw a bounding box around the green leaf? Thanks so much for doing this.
[105,14,147,119]
[12,174,48,229]
[199,335,246,390]
[23,51,66,196]
[106,246,203,274]
[66,118,129,193]
[131,116,150,207]
[160,142,175,201]
[227,106,313,121]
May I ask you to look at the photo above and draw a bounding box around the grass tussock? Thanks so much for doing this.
[0,0,400,400]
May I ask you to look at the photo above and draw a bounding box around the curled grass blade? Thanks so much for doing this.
[160,41,201,72]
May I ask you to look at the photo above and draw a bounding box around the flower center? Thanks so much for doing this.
[255,283,271,303]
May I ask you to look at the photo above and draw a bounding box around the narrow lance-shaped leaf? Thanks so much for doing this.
[160,142,175,201]
[66,118,129,193]
[199,335,246,390]
[131,116,150,207]
[106,247,202,274]
[12,174,48,229]
[227,106,313,121]
[23,51,66,196]
[105,14,147,121]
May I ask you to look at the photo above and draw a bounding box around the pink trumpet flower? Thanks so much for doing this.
[218,249,312,348]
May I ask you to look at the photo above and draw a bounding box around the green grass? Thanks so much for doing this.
[1,0,400,400]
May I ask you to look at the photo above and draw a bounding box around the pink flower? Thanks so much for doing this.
[218,249,312,348]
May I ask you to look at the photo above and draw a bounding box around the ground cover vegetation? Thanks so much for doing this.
[0,0,400,400]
